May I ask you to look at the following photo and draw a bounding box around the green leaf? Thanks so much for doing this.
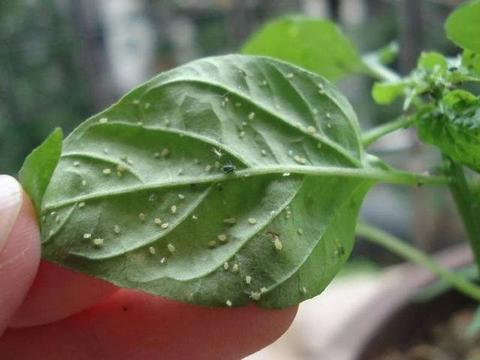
[373,41,399,65]
[462,50,480,78]
[417,91,480,173]
[242,17,365,81]
[37,55,375,308]
[418,52,448,73]
[18,128,63,216]
[445,0,480,54]
[372,81,408,105]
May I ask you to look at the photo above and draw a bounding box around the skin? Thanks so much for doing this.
[0,177,297,359]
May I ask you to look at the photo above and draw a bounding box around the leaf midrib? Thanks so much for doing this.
[44,165,386,210]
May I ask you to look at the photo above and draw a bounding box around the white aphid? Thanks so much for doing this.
[294,155,307,165]
[93,238,104,247]
[307,126,316,134]
[245,275,252,285]
[212,147,223,158]
[161,222,169,229]
[248,112,255,120]
[208,240,217,248]
[250,292,261,301]
[138,213,146,222]
[148,246,156,255]
[167,243,176,253]
[223,217,236,225]
[273,237,283,251]
[217,233,228,242]
[99,117,108,124]
[154,218,162,225]
[161,148,170,157]
[103,168,112,175]
[171,205,177,214]
[226,300,233,307]
[83,233,92,239]
[248,218,257,225]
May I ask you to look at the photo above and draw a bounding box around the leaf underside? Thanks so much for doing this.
[39,55,373,308]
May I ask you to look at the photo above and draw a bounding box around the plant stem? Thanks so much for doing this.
[356,222,480,302]
[362,115,415,147]
[362,54,401,82]
[443,157,480,271]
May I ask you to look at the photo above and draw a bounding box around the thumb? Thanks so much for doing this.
[0,175,40,335]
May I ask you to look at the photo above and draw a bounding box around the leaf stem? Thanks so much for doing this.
[362,53,401,82]
[356,222,480,303]
[362,115,415,147]
[443,156,480,272]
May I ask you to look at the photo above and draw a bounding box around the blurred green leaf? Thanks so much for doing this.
[372,81,408,105]
[418,52,448,73]
[242,16,366,81]
[445,0,480,54]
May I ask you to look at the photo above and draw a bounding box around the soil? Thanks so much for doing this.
[377,307,480,360]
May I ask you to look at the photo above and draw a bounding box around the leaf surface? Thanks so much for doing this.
[39,55,374,308]
[18,128,63,216]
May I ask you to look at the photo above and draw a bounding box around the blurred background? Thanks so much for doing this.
[0,0,471,358]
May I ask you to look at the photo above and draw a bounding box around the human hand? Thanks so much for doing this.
[0,175,297,359]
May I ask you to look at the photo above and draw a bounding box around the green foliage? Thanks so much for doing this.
[371,52,451,108]
[18,128,63,216]
[24,55,378,308]
[242,17,365,81]
[417,90,480,173]
[372,81,408,105]
[445,0,480,54]
[417,52,448,73]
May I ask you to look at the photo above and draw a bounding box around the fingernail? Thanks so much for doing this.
[0,175,22,254]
